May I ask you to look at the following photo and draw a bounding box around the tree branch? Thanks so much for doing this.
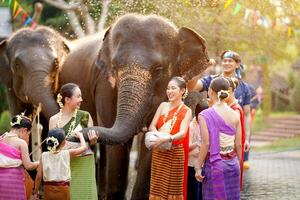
[42,0,80,11]
[66,11,85,38]
[97,0,111,32]
[32,2,43,23]
[79,1,95,34]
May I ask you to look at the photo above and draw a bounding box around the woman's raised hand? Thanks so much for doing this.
[87,129,98,145]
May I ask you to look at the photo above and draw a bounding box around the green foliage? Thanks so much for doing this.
[253,136,300,152]
[291,73,300,113]
[288,71,296,88]
[0,84,8,114]
[0,110,11,133]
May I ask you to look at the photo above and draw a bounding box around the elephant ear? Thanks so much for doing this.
[95,27,116,88]
[50,40,71,94]
[0,40,12,86]
[175,27,210,81]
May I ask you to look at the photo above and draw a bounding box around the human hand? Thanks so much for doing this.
[208,58,216,66]
[152,137,169,150]
[32,192,39,200]
[244,140,250,152]
[34,161,39,169]
[87,129,98,145]
[195,168,205,182]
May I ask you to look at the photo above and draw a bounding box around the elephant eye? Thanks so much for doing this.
[13,59,21,71]
[151,65,163,74]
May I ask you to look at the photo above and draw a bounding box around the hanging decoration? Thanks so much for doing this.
[223,0,300,38]
[4,0,37,29]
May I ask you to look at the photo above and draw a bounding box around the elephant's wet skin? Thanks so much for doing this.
[0,26,70,120]
[64,14,210,200]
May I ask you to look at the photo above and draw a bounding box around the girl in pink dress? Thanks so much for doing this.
[0,115,39,200]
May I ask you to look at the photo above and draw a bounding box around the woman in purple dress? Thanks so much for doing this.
[195,77,242,200]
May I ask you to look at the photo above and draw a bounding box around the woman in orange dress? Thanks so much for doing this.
[226,77,245,190]
[148,76,192,200]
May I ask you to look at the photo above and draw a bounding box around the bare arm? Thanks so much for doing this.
[148,102,165,132]
[69,132,87,158]
[33,158,43,195]
[243,104,251,151]
[49,115,57,130]
[152,108,192,149]
[88,113,93,127]
[235,119,242,162]
[187,75,204,92]
[169,108,192,141]
[195,115,209,182]
[20,140,39,170]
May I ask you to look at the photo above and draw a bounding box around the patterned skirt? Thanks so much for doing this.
[0,167,26,200]
[70,154,97,200]
[202,156,240,200]
[149,146,184,200]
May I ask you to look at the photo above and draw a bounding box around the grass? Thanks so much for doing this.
[252,136,300,152]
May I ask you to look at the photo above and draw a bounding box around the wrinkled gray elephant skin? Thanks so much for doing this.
[62,14,210,200]
[0,26,70,120]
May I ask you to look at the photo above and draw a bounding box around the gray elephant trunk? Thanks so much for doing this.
[26,73,59,120]
[90,67,152,144]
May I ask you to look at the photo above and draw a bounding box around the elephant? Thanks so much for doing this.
[0,26,70,120]
[61,14,211,200]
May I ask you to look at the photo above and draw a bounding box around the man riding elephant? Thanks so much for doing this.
[62,14,211,200]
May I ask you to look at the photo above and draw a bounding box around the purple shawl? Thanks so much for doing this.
[200,107,236,199]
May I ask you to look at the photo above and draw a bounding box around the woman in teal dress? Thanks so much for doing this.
[49,83,98,200]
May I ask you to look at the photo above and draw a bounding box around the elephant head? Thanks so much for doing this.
[90,14,210,144]
[0,26,69,119]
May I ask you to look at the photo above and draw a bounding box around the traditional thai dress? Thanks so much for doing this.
[200,107,240,200]
[0,140,26,200]
[149,104,189,200]
[60,110,97,200]
[230,103,245,190]
[42,150,71,200]
[187,117,202,200]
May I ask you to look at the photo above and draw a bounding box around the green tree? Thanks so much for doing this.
[291,72,300,113]
[0,84,8,114]
[0,110,11,133]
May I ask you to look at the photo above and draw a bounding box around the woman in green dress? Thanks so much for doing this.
[49,83,98,200]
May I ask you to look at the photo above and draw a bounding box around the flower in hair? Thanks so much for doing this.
[10,115,22,126]
[56,94,64,108]
[46,136,60,153]
[182,88,189,100]
[217,90,229,104]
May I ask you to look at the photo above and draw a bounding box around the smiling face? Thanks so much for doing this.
[222,57,239,76]
[166,80,184,102]
[65,87,83,110]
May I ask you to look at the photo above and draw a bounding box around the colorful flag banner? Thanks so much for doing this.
[232,3,241,16]
[13,6,22,19]
[288,26,292,37]
[224,0,234,9]
[3,0,38,29]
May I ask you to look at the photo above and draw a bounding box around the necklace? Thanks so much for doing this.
[57,108,78,138]
[163,103,184,132]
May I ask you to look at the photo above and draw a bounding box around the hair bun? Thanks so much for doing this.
[47,140,54,147]
[219,91,229,99]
